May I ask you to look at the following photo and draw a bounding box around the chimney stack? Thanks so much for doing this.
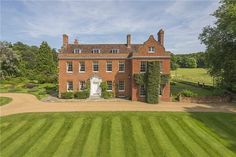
[74,39,78,45]
[158,29,164,46]
[127,34,131,48]
[63,34,68,47]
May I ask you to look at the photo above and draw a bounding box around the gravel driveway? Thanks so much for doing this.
[0,93,235,117]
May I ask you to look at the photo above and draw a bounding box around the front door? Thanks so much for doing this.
[90,76,102,96]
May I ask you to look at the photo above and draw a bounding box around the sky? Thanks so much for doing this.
[1,0,220,54]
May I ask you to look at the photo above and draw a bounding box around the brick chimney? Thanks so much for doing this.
[158,29,164,46]
[74,39,78,45]
[63,34,68,47]
[127,34,131,48]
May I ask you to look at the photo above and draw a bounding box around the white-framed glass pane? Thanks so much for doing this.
[79,61,85,72]
[79,81,86,90]
[67,81,73,91]
[106,61,112,72]
[111,49,119,53]
[107,81,112,91]
[93,62,99,71]
[148,46,155,53]
[67,62,73,72]
[92,49,100,53]
[119,62,125,72]
[118,81,125,91]
[140,61,147,72]
[74,49,81,53]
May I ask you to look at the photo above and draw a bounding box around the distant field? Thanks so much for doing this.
[171,68,213,86]
[1,112,236,157]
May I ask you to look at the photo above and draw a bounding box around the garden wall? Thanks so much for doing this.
[179,95,232,103]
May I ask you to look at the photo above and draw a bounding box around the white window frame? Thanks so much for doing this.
[67,81,73,92]
[92,49,100,54]
[140,61,147,73]
[74,49,81,54]
[106,61,112,72]
[79,81,86,91]
[79,61,85,73]
[118,80,125,92]
[148,46,155,53]
[111,49,119,53]
[118,61,125,72]
[66,62,73,73]
[139,85,146,97]
[107,81,112,91]
[93,61,99,72]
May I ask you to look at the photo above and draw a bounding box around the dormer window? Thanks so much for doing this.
[111,49,119,53]
[92,49,100,53]
[148,47,155,53]
[74,49,81,53]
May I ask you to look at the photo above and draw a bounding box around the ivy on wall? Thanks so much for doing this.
[133,61,170,104]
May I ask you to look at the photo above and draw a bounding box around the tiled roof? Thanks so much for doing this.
[63,44,142,53]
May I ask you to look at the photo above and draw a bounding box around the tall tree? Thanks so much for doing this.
[0,41,20,79]
[199,0,236,90]
[36,41,57,83]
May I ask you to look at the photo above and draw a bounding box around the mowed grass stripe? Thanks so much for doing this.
[110,117,125,157]
[69,118,92,157]
[183,117,235,157]
[40,119,73,157]
[139,117,164,156]
[97,117,111,157]
[167,117,209,157]
[1,119,39,150]
[121,117,137,157]
[52,118,84,157]
[0,121,27,144]
[81,117,102,157]
[12,119,53,157]
[1,119,47,157]
[131,116,154,157]
[176,117,218,156]
[148,117,181,157]
[23,118,65,157]
[160,117,193,156]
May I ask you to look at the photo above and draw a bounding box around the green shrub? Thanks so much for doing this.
[134,73,146,85]
[102,91,114,99]
[179,90,198,97]
[61,92,74,99]
[74,91,89,99]
[24,83,38,89]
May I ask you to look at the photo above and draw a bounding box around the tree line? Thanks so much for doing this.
[171,52,206,70]
[0,41,57,83]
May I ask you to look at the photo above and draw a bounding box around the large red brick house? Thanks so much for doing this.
[58,29,171,101]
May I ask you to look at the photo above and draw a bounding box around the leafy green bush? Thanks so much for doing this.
[74,91,89,99]
[134,73,146,85]
[102,91,114,99]
[24,83,38,89]
[179,90,198,97]
[61,92,74,99]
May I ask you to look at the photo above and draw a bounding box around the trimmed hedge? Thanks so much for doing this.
[61,92,74,99]
[179,90,198,97]
[102,91,114,99]
[74,91,89,99]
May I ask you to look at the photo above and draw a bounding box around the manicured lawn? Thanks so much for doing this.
[1,112,236,157]
[0,97,12,106]
[171,82,214,97]
[171,68,213,86]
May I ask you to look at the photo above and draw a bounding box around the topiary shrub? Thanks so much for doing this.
[134,73,146,85]
[146,61,160,104]
[179,90,198,97]
[74,91,89,99]
[61,92,74,99]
